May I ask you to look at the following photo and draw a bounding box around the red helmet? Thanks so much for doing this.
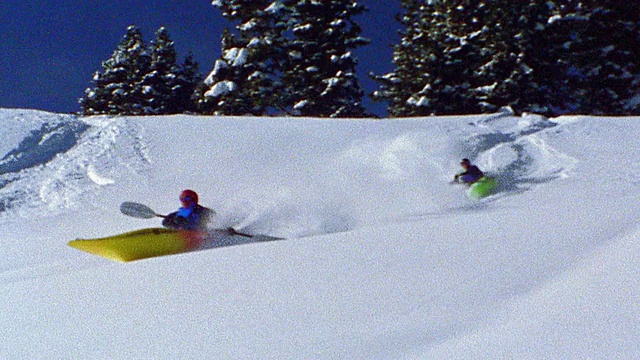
[180,189,198,204]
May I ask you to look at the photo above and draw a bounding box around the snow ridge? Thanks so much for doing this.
[0,111,150,217]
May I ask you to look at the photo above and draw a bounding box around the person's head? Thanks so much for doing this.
[460,158,471,169]
[180,189,198,208]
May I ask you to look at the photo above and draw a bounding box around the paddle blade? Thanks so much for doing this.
[120,202,160,219]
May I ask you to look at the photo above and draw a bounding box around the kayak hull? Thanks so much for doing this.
[68,228,209,262]
[68,227,284,262]
[468,177,497,199]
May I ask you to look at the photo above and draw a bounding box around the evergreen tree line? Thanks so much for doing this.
[80,26,200,116]
[80,1,640,118]
[374,0,640,116]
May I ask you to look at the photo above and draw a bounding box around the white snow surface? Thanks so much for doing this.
[1,108,639,359]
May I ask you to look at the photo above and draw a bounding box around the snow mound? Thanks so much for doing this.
[0,111,150,218]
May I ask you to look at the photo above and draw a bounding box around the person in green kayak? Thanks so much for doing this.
[162,189,215,231]
[454,158,484,185]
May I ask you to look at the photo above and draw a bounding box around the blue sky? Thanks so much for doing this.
[1,0,400,117]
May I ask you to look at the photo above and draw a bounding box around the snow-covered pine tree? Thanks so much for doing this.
[371,0,419,117]
[80,25,151,115]
[372,0,447,117]
[144,27,201,114]
[200,0,290,115]
[468,1,557,115]
[172,53,201,114]
[81,26,200,115]
[375,0,639,117]
[544,1,640,115]
[141,27,178,114]
[282,0,370,118]
[374,1,576,116]
[373,0,496,116]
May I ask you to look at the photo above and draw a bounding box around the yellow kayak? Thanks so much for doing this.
[68,228,209,262]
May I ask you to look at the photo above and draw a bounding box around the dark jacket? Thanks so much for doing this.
[457,165,484,184]
[162,204,214,231]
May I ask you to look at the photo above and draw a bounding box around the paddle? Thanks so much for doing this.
[120,202,166,219]
[119,202,253,238]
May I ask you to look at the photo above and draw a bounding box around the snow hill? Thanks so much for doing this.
[1,108,639,359]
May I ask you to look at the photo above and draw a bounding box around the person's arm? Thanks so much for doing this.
[162,212,187,229]
[454,169,469,181]
[198,207,215,229]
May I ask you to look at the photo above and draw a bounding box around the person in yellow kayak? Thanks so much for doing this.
[454,158,484,185]
[162,189,214,231]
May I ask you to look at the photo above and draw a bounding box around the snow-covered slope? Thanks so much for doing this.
[1,109,639,359]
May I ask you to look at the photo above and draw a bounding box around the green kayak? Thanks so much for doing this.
[468,176,497,199]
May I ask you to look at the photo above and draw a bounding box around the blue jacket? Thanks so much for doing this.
[162,204,213,231]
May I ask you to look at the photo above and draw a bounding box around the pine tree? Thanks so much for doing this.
[543,1,640,115]
[375,0,639,117]
[80,25,151,115]
[144,27,201,114]
[141,27,178,114]
[478,0,640,116]
[372,0,491,116]
[371,0,431,117]
[172,53,201,113]
[81,26,200,115]
[468,1,557,114]
[418,0,492,115]
[282,0,370,118]
[376,0,557,116]
[200,1,291,115]
[204,0,370,117]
